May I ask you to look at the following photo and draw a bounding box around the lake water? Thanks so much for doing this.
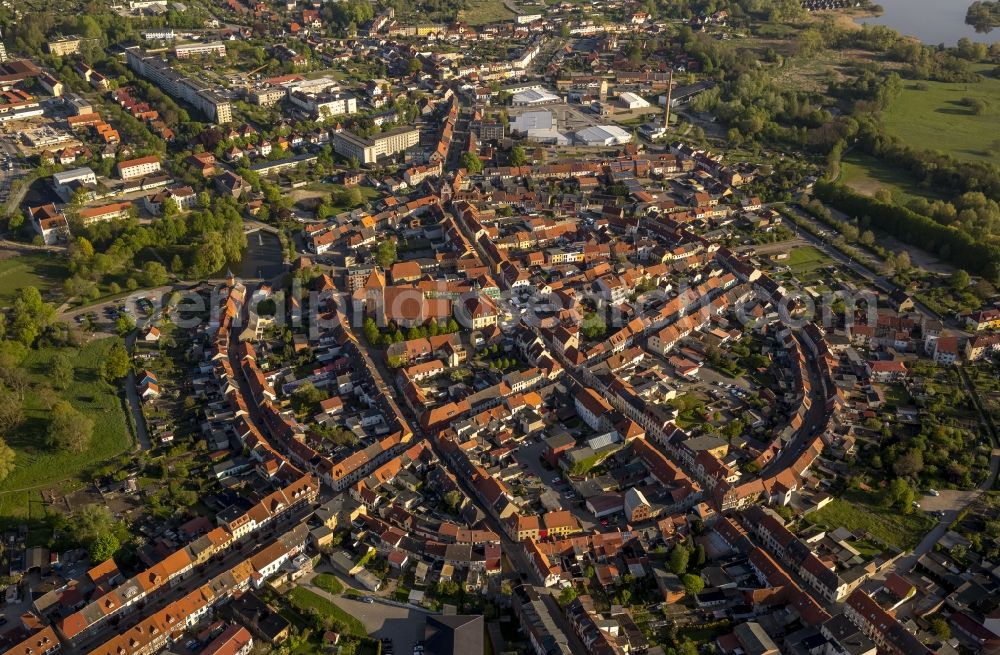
[854,0,1000,45]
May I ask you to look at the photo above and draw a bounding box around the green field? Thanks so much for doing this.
[883,72,1000,163]
[0,252,67,305]
[803,489,934,550]
[839,151,944,206]
[286,587,367,636]
[784,245,834,278]
[0,339,132,530]
[458,0,516,25]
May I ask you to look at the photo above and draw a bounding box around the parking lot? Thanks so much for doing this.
[331,595,430,655]
[514,438,597,531]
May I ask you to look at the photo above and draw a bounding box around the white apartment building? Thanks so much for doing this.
[117,155,161,180]
[333,126,420,165]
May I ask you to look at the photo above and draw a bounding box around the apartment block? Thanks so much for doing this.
[126,47,232,124]
[174,41,227,58]
[117,155,162,180]
[333,126,420,165]
[47,36,82,56]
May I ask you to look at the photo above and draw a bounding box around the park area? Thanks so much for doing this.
[0,251,66,305]
[802,489,934,550]
[0,339,132,538]
[882,70,1000,164]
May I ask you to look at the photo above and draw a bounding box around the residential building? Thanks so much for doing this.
[174,42,227,58]
[48,36,82,56]
[126,47,232,123]
[333,126,420,165]
[26,204,70,244]
[118,155,162,180]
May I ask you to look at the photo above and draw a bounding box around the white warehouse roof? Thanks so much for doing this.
[574,125,632,146]
[618,91,651,108]
[511,88,560,105]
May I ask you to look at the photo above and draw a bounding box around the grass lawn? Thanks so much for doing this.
[286,587,367,637]
[845,538,884,559]
[883,71,1000,163]
[803,489,934,550]
[880,383,913,408]
[312,573,344,595]
[0,252,67,305]
[839,151,945,206]
[784,245,833,278]
[0,339,132,531]
[457,0,516,25]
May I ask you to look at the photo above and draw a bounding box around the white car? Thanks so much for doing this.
[928,489,940,497]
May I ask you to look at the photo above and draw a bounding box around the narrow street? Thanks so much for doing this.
[123,331,152,451]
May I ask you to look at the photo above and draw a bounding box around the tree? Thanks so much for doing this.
[895,250,911,272]
[509,146,527,167]
[668,543,689,575]
[927,614,951,639]
[160,197,179,219]
[102,343,130,382]
[76,237,95,259]
[52,352,75,390]
[882,477,915,513]
[0,388,24,436]
[681,573,704,595]
[291,381,327,413]
[461,152,483,174]
[0,437,14,482]
[894,449,924,477]
[860,229,875,246]
[338,186,364,207]
[558,586,578,606]
[46,400,93,453]
[143,261,169,287]
[115,314,135,337]
[375,239,397,269]
[676,639,699,655]
[443,490,463,512]
[89,532,119,564]
[11,286,55,347]
[692,543,706,567]
[951,269,971,290]
[363,318,380,345]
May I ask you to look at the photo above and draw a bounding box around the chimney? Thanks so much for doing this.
[664,69,674,130]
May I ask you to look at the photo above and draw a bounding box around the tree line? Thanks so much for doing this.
[813,180,1000,283]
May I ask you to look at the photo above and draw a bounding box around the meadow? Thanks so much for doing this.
[882,70,1000,164]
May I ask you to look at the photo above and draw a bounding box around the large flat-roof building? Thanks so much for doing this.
[125,47,232,124]
[47,36,82,56]
[573,124,632,146]
[333,126,420,165]
[174,41,227,58]
[511,87,561,107]
[509,110,568,145]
